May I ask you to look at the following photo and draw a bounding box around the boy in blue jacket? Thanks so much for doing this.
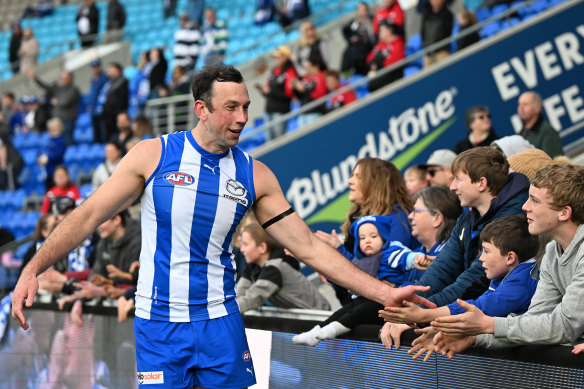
[381,215,539,360]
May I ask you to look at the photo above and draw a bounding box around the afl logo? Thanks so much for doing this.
[226,179,246,196]
[164,172,195,186]
[243,351,251,361]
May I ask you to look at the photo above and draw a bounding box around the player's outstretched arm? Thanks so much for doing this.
[12,138,160,330]
[252,160,435,309]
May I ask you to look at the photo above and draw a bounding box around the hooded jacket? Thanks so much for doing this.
[338,207,414,260]
[447,258,538,316]
[476,224,584,348]
[415,172,530,306]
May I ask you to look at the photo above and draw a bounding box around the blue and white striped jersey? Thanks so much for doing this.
[135,131,255,322]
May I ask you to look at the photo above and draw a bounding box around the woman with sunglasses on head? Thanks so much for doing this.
[454,105,500,154]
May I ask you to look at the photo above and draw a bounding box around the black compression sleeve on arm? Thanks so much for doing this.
[261,207,295,230]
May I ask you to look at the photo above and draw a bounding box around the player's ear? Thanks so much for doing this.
[194,100,208,120]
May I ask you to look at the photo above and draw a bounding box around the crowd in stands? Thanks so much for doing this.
[0,2,582,382]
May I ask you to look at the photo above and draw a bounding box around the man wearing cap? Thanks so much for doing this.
[257,45,299,141]
[173,12,201,71]
[88,59,108,143]
[420,149,456,187]
[518,91,564,158]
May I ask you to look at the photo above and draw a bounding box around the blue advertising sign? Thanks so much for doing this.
[257,1,584,231]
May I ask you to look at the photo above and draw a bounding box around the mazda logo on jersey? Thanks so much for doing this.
[226,179,246,196]
[164,172,195,186]
[222,179,248,206]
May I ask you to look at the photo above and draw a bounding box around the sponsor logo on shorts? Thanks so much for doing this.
[164,172,195,186]
[243,350,251,361]
[137,371,164,384]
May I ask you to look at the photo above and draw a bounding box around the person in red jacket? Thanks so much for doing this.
[367,22,405,92]
[257,45,299,141]
[372,0,404,37]
[325,70,357,111]
[40,165,81,215]
[292,55,329,128]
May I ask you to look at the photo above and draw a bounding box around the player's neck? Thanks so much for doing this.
[191,126,230,155]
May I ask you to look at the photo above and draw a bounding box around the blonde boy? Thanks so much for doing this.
[236,223,330,313]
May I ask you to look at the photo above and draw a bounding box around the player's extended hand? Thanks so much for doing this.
[379,300,422,324]
[430,299,493,336]
[11,271,39,330]
[433,332,476,359]
[408,327,439,362]
[384,285,436,310]
[414,255,435,271]
[380,322,414,350]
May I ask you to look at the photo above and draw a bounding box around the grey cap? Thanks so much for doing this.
[491,135,534,158]
[420,149,457,169]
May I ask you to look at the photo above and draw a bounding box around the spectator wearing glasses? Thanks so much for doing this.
[454,105,500,154]
[420,149,456,187]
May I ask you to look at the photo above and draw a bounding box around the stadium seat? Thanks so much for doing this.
[474,8,491,23]
[404,65,421,77]
[490,4,510,17]
[480,21,501,39]
[406,34,422,56]
[80,184,94,199]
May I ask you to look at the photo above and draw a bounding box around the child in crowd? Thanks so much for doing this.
[40,165,81,215]
[380,214,539,360]
[236,223,331,313]
[324,70,357,111]
[429,164,584,359]
[403,165,428,196]
[294,215,395,346]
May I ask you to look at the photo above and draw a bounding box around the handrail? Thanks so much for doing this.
[239,0,539,143]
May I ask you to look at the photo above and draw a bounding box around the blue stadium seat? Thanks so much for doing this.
[404,65,421,77]
[406,34,422,56]
[22,149,39,167]
[490,4,509,17]
[286,116,299,133]
[80,184,94,199]
[7,189,26,211]
[480,21,501,39]
[500,17,521,31]
[89,143,106,166]
[474,8,491,23]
